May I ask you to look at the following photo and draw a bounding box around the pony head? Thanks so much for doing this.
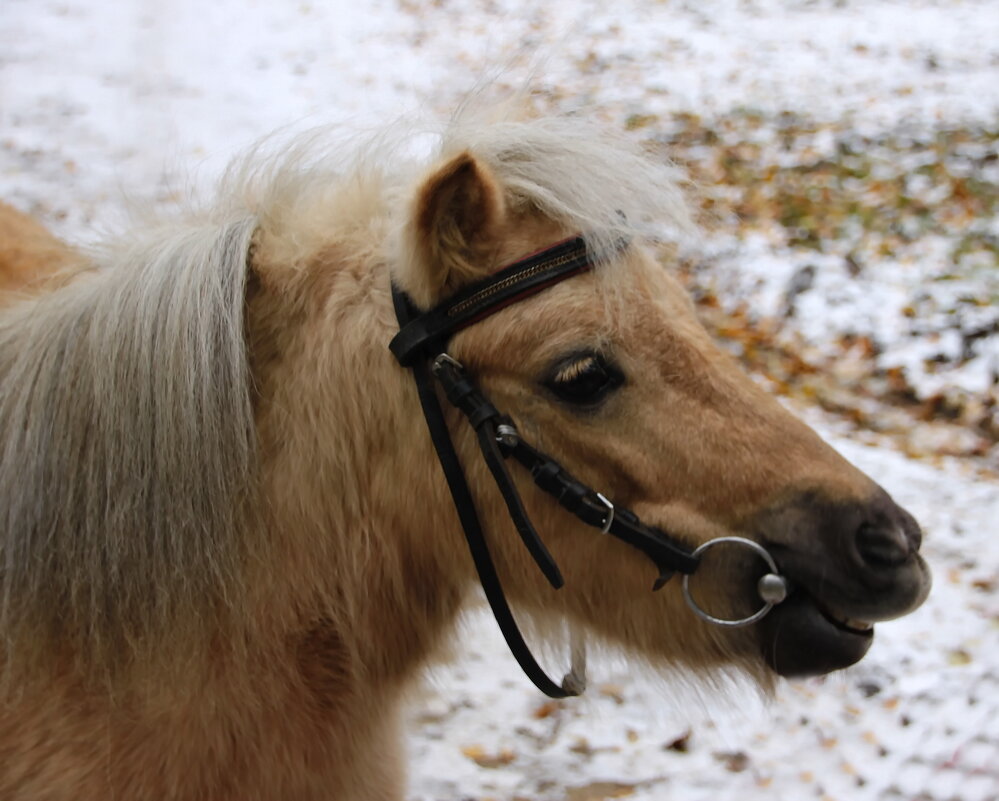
[379,114,929,683]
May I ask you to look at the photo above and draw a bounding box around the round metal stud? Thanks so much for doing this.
[757,573,789,604]
[681,536,787,628]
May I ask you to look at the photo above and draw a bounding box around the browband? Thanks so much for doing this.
[390,236,596,366]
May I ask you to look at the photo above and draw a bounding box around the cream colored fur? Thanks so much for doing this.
[0,106,879,800]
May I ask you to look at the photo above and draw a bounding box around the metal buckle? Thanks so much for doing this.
[594,492,615,534]
[495,423,520,448]
[681,537,788,628]
[431,352,464,376]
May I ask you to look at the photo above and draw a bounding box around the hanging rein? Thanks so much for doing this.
[390,236,789,698]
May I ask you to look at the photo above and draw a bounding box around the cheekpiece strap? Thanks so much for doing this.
[391,285,576,698]
[431,356,700,584]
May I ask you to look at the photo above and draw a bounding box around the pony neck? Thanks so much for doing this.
[244,249,479,693]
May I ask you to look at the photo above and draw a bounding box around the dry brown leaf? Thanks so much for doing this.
[663,729,692,752]
[713,750,750,772]
[564,781,636,801]
[598,684,625,704]
[533,701,559,719]
[460,744,516,769]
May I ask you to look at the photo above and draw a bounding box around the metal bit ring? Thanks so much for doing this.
[682,536,788,628]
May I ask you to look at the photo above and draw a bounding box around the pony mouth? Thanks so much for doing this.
[815,600,875,635]
[758,591,875,678]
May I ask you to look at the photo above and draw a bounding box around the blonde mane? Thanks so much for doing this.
[0,217,258,680]
[231,107,693,279]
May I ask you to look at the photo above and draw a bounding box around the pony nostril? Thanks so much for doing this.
[856,523,911,568]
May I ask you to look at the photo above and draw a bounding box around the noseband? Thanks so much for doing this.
[390,236,788,698]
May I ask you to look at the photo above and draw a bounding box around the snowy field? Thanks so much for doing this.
[2,1,998,799]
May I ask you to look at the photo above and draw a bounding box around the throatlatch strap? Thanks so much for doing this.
[392,287,576,698]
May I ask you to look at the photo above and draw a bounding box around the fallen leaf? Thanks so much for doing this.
[565,781,636,800]
[663,729,692,752]
[713,750,750,772]
[533,701,559,719]
[460,745,516,769]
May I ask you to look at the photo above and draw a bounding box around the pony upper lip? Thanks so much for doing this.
[760,548,879,634]
[763,531,931,626]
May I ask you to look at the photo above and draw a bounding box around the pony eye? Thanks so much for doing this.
[545,353,624,407]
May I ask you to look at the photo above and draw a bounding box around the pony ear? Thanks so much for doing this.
[398,151,506,307]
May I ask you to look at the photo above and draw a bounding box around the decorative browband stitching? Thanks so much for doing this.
[389,236,597,366]
[445,238,590,318]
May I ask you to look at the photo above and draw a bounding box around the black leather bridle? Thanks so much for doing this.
[390,236,788,698]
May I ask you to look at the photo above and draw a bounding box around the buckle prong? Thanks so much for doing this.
[431,352,464,376]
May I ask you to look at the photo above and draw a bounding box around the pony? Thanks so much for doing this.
[0,200,82,298]
[0,107,930,800]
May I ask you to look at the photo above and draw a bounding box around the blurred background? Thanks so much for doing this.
[2,1,997,799]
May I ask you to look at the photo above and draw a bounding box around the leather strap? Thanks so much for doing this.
[390,237,596,366]
[389,235,701,698]
[432,355,699,584]
[393,288,576,698]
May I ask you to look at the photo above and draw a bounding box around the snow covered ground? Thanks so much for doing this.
[2,1,997,799]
